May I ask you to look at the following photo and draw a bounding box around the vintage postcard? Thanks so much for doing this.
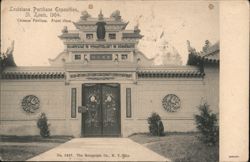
[0,0,248,161]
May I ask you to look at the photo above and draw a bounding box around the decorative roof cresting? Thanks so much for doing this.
[110,10,121,21]
[81,10,91,20]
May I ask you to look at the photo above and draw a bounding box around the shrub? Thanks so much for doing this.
[194,103,219,145]
[37,112,50,138]
[147,112,164,136]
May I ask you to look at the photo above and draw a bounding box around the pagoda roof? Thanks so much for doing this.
[202,42,219,61]
[1,66,65,80]
[138,66,204,78]
[58,32,80,39]
[58,33,80,39]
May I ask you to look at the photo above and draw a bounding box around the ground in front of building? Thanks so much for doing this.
[27,138,169,161]
[130,132,219,162]
[0,132,218,162]
[0,136,72,161]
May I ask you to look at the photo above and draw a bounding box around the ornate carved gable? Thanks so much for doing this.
[48,51,69,66]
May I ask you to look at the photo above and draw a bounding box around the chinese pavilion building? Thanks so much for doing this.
[0,11,219,137]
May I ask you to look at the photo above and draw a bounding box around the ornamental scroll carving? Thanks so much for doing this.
[21,95,40,113]
[162,94,181,112]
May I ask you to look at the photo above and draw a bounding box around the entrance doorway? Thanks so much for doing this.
[81,83,121,137]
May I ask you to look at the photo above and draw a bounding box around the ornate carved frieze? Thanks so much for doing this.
[67,43,135,49]
[74,24,126,32]
[68,72,133,81]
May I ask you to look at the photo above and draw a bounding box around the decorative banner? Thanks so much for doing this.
[21,95,40,113]
[71,88,77,118]
[126,88,132,118]
[162,94,181,112]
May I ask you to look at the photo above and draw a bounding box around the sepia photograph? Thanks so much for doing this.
[0,0,248,161]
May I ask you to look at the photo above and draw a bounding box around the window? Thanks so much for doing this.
[121,54,128,60]
[126,88,132,118]
[109,33,116,40]
[74,54,81,60]
[86,34,93,40]
[71,88,77,118]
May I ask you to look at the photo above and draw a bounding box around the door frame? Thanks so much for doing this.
[81,83,121,137]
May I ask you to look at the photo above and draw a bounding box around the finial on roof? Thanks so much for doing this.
[134,24,140,33]
[110,10,121,21]
[202,40,211,52]
[186,40,196,53]
[62,26,68,33]
[6,40,15,55]
[81,10,91,20]
[98,9,104,20]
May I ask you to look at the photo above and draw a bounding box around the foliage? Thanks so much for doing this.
[0,52,7,70]
[194,103,219,145]
[37,113,50,138]
[0,52,16,72]
[130,133,219,162]
[147,112,165,136]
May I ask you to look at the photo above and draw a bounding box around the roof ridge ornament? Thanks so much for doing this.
[134,24,140,33]
[5,40,15,56]
[186,40,196,53]
[62,26,68,33]
[202,40,211,52]
[110,10,121,21]
[98,9,104,20]
[81,10,91,20]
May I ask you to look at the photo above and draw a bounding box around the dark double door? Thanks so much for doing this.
[82,83,121,137]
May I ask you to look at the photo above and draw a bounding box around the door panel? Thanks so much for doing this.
[82,83,120,137]
[82,84,102,136]
[102,84,120,136]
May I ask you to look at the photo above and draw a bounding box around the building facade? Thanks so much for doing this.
[0,11,219,137]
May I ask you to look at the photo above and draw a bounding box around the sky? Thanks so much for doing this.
[1,0,219,66]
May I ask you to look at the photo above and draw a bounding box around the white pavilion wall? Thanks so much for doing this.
[0,80,68,136]
[122,78,206,137]
[120,83,137,137]
[0,74,218,137]
[203,64,219,114]
[64,82,83,138]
